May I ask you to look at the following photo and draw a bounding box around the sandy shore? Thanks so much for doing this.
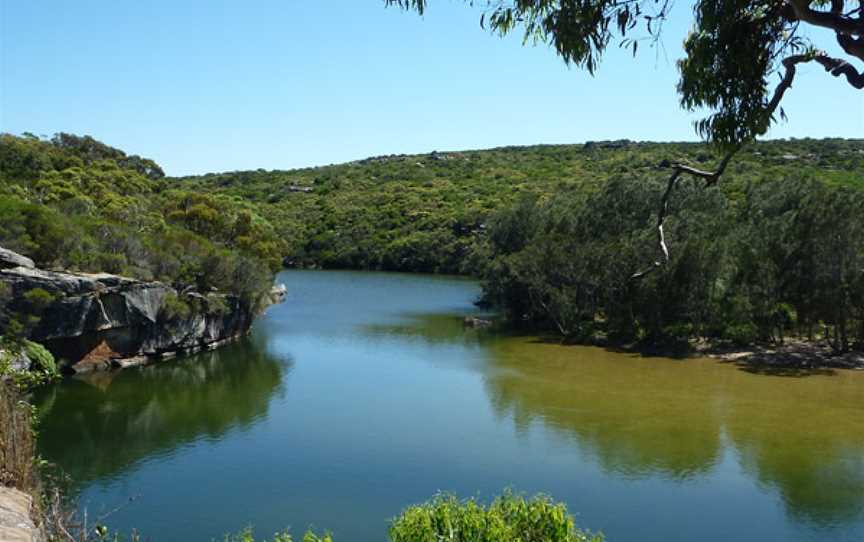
[699,340,864,371]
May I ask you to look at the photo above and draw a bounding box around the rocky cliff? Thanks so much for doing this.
[1,247,285,374]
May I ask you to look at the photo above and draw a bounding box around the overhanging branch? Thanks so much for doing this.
[814,54,864,88]
[630,53,817,280]
[788,0,864,36]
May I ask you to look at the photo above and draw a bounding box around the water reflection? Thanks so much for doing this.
[482,337,864,526]
[30,271,864,542]
[34,338,288,486]
[363,313,491,345]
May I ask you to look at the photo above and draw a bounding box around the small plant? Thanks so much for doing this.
[0,340,59,389]
[158,292,192,322]
[389,491,603,542]
[223,527,332,542]
[206,294,230,315]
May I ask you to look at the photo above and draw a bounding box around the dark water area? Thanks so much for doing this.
[34,270,864,541]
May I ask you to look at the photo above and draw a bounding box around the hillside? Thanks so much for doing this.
[174,138,864,273]
[0,134,283,296]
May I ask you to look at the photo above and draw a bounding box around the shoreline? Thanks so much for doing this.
[698,340,864,371]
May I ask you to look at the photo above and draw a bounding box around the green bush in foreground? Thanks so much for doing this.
[389,493,602,542]
[226,492,600,542]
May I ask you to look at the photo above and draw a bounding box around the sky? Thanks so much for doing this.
[1,0,862,176]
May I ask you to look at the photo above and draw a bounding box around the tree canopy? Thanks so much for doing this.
[386,1,863,151]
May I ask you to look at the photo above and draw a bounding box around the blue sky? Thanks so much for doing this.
[1,1,861,176]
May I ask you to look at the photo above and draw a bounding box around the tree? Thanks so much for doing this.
[386,0,863,272]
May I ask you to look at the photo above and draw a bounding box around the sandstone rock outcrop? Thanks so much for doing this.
[0,247,283,374]
[0,487,40,542]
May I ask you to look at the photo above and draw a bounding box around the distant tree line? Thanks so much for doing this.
[479,175,864,353]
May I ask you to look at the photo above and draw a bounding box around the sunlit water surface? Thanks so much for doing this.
[34,270,864,541]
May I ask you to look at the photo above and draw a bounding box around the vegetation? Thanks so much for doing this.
[480,174,864,352]
[220,492,599,542]
[388,1,863,155]
[0,381,38,492]
[224,527,331,542]
[174,137,864,354]
[174,139,864,274]
[4,133,863,356]
[0,133,283,313]
[389,492,602,542]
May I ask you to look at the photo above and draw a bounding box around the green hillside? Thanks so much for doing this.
[174,138,864,273]
[3,134,862,350]
[0,133,284,308]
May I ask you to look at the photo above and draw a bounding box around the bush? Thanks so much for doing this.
[0,340,59,389]
[389,492,602,542]
[24,340,57,376]
[158,293,192,322]
[723,323,759,346]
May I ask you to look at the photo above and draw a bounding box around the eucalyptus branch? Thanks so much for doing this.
[787,0,864,36]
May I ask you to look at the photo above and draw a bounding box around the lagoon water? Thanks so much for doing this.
[34,270,864,541]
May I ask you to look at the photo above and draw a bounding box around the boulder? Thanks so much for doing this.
[0,258,280,374]
[0,487,40,542]
[0,248,34,270]
[463,316,492,328]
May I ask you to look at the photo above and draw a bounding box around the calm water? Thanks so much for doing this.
[34,270,864,541]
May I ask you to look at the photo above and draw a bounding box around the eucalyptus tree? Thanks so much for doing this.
[386,0,864,272]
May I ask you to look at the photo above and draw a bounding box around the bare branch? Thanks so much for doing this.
[815,54,864,88]
[787,0,864,36]
[630,53,817,281]
[837,34,864,61]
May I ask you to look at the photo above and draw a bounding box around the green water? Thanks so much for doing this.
[34,270,864,541]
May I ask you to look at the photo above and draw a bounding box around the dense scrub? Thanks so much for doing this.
[480,175,864,353]
[4,134,863,355]
[174,139,864,274]
[0,133,284,316]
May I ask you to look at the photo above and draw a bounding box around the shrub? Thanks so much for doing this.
[22,288,56,314]
[206,294,230,315]
[723,323,759,346]
[389,492,602,542]
[158,293,192,322]
[0,340,59,389]
[23,340,57,376]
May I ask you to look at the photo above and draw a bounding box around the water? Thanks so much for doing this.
[34,270,864,541]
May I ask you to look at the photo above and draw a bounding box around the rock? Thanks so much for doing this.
[463,316,492,328]
[0,349,31,373]
[0,259,284,374]
[270,284,287,304]
[0,487,39,542]
[0,248,35,270]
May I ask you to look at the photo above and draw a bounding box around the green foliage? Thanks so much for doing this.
[389,492,602,542]
[481,174,864,352]
[0,340,59,389]
[388,1,862,150]
[174,139,864,275]
[223,527,332,542]
[0,133,282,310]
[23,340,56,375]
[218,493,598,542]
[158,293,192,322]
